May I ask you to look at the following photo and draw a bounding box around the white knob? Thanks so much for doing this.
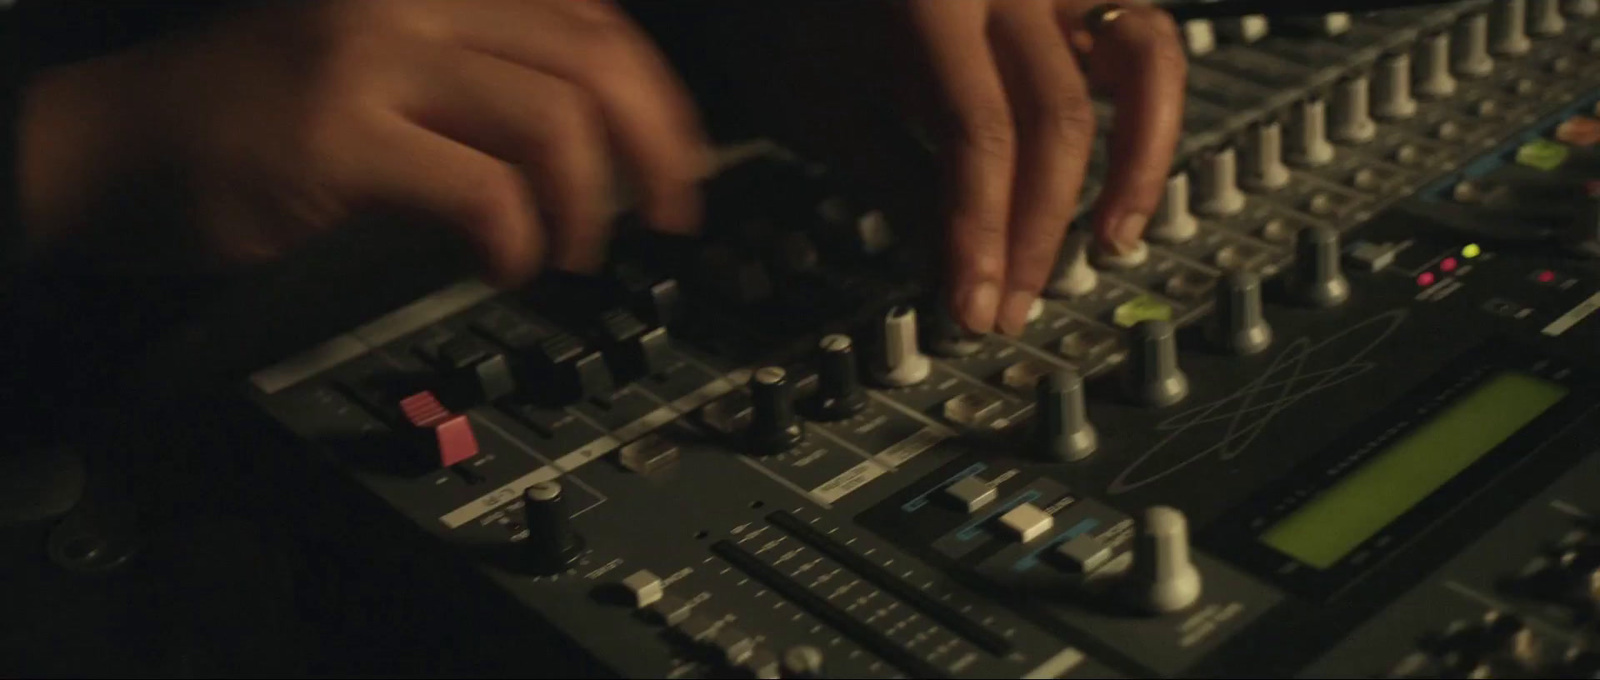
[1414,32,1458,98]
[878,306,931,387]
[1194,149,1247,217]
[1129,506,1203,615]
[1453,12,1496,78]
[1373,53,1418,120]
[1147,173,1199,245]
[1490,0,1531,56]
[1287,98,1335,167]
[1183,20,1216,56]
[1330,75,1377,144]
[1217,15,1270,43]
[1531,0,1566,34]
[1046,231,1099,298]
[1241,121,1291,192]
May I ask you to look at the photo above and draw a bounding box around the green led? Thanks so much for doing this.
[1462,243,1482,259]
[1112,296,1173,328]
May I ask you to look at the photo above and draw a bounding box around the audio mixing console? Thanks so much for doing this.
[246,2,1600,678]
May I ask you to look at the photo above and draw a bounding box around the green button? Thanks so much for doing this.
[1515,139,1569,171]
[1112,296,1173,328]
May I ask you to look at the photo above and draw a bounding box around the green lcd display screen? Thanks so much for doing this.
[1260,371,1569,569]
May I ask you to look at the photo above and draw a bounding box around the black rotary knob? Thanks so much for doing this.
[749,367,805,455]
[522,480,585,574]
[814,335,866,421]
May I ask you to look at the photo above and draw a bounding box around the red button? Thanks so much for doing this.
[400,391,479,467]
[433,415,479,467]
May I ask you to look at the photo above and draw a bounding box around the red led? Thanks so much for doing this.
[1538,270,1557,283]
[1440,257,1459,272]
[1417,272,1437,287]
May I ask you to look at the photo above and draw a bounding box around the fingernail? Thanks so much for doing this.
[959,281,1001,334]
[997,289,1036,337]
[1112,213,1149,252]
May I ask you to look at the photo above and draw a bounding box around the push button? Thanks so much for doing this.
[398,391,479,468]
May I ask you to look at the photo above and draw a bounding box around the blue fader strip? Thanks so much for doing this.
[1420,88,1600,201]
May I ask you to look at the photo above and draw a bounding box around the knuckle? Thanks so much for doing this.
[316,0,439,40]
[1035,95,1096,147]
[1131,9,1188,70]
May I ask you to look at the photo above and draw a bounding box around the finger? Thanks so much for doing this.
[404,47,611,274]
[1064,4,1187,251]
[348,115,545,286]
[434,0,709,234]
[988,3,1095,336]
[907,0,1015,335]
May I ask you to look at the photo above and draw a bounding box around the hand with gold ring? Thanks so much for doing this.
[902,0,1187,336]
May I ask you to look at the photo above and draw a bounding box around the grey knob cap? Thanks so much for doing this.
[1210,272,1274,355]
[749,367,804,455]
[1490,0,1532,55]
[1036,369,1098,462]
[1128,506,1203,615]
[1287,98,1335,167]
[1415,32,1459,98]
[1453,12,1496,78]
[1123,321,1189,408]
[1194,150,1247,217]
[879,306,931,387]
[815,334,867,420]
[1290,226,1351,308]
[1047,231,1100,297]
[1148,173,1200,243]
[1373,53,1419,120]
[781,645,825,679]
[1241,121,1291,192]
[1531,0,1566,34]
[1330,75,1377,144]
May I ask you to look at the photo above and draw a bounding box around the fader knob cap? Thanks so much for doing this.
[1149,173,1201,242]
[1209,272,1273,356]
[1489,0,1532,55]
[1373,53,1418,120]
[1453,12,1496,78]
[1036,369,1098,462]
[814,335,867,420]
[1330,74,1377,144]
[877,306,932,387]
[1288,225,1351,308]
[749,367,805,455]
[1415,32,1458,99]
[1123,320,1189,408]
[1530,0,1566,35]
[1127,506,1203,615]
[1241,121,1291,192]
[1194,150,1247,217]
[1287,98,1335,167]
[1047,230,1099,298]
[522,481,585,575]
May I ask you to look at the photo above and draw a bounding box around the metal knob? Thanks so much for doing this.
[1373,53,1419,120]
[1036,369,1098,463]
[749,367,804,455]
[1453,12,1496,78]
[1287,98,1335,167]
[1289,225,1351,308]
[814,334,867,421]
[1330,75,1377,144]
[522,481,585,575]
[1415,32,1459,98]
[1127,506,1203,615]
[1489,0,1532,55]
[1241,121,1292,192]
[1209,271,1273,356]
[1123,320,1189,408]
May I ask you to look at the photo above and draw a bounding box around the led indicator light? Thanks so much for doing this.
[1417,272,1437,287]
[1538,270,1557,283]
[1440,258,1459,273]
[1462,243,1482,259]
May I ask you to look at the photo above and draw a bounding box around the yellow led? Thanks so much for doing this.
[1462,243,1482,259]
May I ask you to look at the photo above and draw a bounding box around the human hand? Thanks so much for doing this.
[18,0,709,284]
[904,0,1187,335]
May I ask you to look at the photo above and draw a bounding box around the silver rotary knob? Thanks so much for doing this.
[1288,225,1351,308]
[1036,369,1098,462]
[1126,506,1203,615]
[1123,320,1189,408]
[1209,271,1273,356]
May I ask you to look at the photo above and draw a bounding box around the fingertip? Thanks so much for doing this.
[953,279,1002,335]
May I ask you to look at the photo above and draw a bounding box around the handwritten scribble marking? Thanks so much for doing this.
[1110,310,1411,494]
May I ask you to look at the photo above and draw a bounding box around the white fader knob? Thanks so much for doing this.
[1047,231,1099,298]
[1194,148,1247,217]
[1414,31,1458,99]
[1147,173,1200,242]
[1127,506,1203,615]
[877,306,931,387]
[1330,74,1377,144]
[1530,0,1566,35]
[1241,121,1291,192]
[1287,98,1336,167]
